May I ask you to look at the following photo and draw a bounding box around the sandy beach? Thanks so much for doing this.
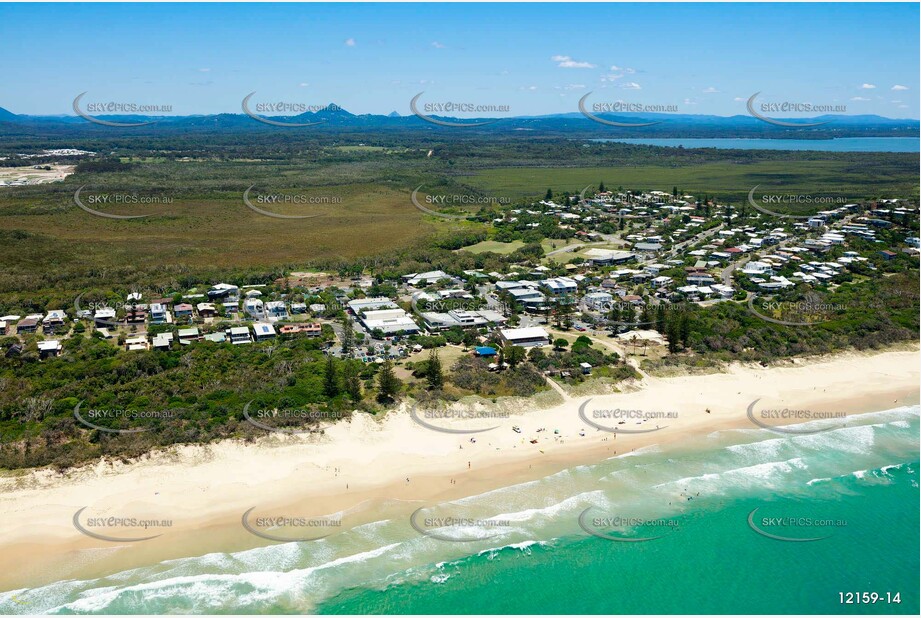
[0,347,917,592]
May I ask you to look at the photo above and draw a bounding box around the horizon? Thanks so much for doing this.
[0,2,918,119]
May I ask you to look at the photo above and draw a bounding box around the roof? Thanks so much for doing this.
[500,327,549,340]
[475,346,497,355]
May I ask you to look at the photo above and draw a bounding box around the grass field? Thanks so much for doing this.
[468,160,920,203]
[457,240,525,254]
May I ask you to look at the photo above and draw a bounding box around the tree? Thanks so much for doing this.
[341,316,354,355]
[376,359,402,402]
[505,345,526,367]
[545,188,553,201]
[323,355,339,398]
[599,181,606,192]
[426,349,444,389]
[553,337,569,351]
[343,362,362,401]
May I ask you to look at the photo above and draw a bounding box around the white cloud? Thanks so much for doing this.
[891,84,909,91]
[431,41,445,49]
[860,83,876,89]
[702,86,719,94]
[733,97,746,102]
[344,38,356,47]
[621,82,642,90]
[850,96,870,101]
[601,73,624,82]
[198,68,210,73]
[299,82,309,87]
[564,84,586,90]
[551,55,596,69]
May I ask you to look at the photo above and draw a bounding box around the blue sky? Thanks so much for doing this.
[1,2,918,118]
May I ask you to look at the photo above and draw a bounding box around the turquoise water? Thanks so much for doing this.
[1,406,918,614]
[590,137,920,152]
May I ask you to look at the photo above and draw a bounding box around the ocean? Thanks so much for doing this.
[589,137,920,152]
[2,406,918,615]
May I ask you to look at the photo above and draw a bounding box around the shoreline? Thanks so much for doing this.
[0,347,918,592]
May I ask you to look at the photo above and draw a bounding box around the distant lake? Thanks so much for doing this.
[590,137,919,152]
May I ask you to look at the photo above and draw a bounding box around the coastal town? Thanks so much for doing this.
[2,186,917,379]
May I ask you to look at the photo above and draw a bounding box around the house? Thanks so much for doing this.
[499,326,550,348]
[252,322,277,341]
[177,327,200,343]
[94,307,117,325]
[125,305,147,324]
[279,323,322,337]
[207,283,239,299]
[203,332,227,343]
[583,248,636,265]
[290,302,308,315]
[16,317,39,334]
[880,250,898,261]
[150,303,169,324]
[634,242,663,253]
[348,297,398,314]
[741,261,773,276]
[404,270,451,287]
[151,332,174,349]
[584,292,614,311]
[196,302,217,319]
[0,321,6,336]
[507,287,547,311]
[173,303,194,319]
[243,298,265,319]
[228,326,252,345]
[125,336,149,351]
[42,310,66,333]
[37,340,62,359]
[579,362,592,375]
[540,277,578,296]
[265,301,288,319]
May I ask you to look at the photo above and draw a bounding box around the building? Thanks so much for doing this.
[499,326,550,348]
[252,322,277,341]
[228,326,252,345]
[583,248,636,266]
[361,308,420,335]
[174,303,194,319]
[37,340,62,359]
[264,301,288,319]
[16,317,39,334]
[42,310,66,333]
[279,323,322,336]
[177,327,200,343]
[541,277,578,296]
[151,332,174,349]
[196,303,217,318]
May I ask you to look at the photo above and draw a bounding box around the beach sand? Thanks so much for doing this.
[0,347,917,591]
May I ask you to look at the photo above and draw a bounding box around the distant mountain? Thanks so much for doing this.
[1,104,917,139]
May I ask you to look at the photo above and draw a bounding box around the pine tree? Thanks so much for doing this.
[323,355,339,398]
[343,362,362,401]
[341,316,354,355]
[545,188,553,201]
[376,359,401,402]
[426,349,444,389]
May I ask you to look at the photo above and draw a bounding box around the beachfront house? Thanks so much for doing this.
[499,326,550,348]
